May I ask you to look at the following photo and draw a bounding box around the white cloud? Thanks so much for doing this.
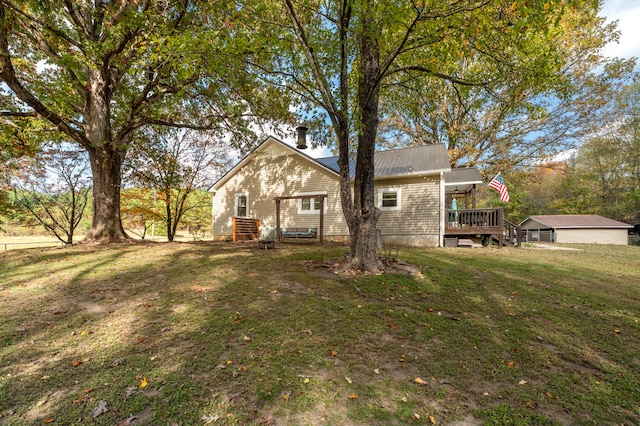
[601,0,640,65]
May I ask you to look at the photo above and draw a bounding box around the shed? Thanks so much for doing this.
[518,215,632,245]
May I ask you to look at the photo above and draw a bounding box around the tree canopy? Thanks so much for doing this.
[0,0,290,241]
[376,3,635,170]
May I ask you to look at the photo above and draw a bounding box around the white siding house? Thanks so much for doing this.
[211,137,452,247]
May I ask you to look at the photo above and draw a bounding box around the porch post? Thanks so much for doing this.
[275,199,281,242]
[471,184,477,208]
[439,172,445,247]
[318,195,324,245]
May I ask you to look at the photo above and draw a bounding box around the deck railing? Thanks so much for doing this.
[445,207,522,246]
[446,207,502,230]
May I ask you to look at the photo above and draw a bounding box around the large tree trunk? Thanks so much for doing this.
[346,1,382,273]
[82,69,129,241]
[85,145,128,241]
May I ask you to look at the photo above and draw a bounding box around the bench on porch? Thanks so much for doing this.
[280,227,317,239]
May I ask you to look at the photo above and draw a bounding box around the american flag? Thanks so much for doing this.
[488,172,510,202]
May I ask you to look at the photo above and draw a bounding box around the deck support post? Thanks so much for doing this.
[276,199,281,242]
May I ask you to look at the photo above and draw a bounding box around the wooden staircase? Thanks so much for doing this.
[492,219,521,247]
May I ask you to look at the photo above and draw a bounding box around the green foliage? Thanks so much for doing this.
[0,0,293,240]
[120,188,157,240]
[377,2,635,170]
[124,127,225,241]
[523,81,640,225]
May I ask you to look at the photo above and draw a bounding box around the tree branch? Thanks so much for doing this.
[0,3,87,147]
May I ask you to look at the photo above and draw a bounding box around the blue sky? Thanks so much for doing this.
[601,0,640,64]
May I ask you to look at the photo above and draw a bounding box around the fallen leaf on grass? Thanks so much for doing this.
[345,376,352,384]
[526,401,539,409]
[44,418,54,423]
[125,387,139,398]
[202,413,221,424]
[518,380,527,385]
[413,413,421,419]
[72,360,83,367]
[221,393,241,404]
[92,400,108,419]
[37,395,49,407]
[429,415,436,424]
[614,329,622,334]
[506,361,514,368]
[118,414,140,425]
[399,354,406,362]
[111,358,125,367]
[414,377,427,385]
[348,393,358,399]
[138,377,148,388]
[331,350,338,356]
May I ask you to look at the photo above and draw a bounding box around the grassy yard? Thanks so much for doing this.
[0,242,638,425]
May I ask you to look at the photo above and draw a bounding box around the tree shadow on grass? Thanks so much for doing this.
[1,243,639,425]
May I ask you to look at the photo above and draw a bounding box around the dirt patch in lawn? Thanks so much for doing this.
[305,257,423,278]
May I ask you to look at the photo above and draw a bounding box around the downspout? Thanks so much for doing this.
[439,172,445,247]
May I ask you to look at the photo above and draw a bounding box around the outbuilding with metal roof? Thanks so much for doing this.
[518,215,632,245]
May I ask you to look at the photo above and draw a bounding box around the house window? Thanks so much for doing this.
[378,187,401,211]
[297,192,327,214]
[301,197,320,211]
[235,193,248,217]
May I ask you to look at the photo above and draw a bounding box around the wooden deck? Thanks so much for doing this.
[445,207,502,234]
[445,207,520,247]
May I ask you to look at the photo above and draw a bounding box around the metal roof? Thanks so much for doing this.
[519,215,632,229]
[316,144,451,178]
[443,168,482,194]
[213,139,451,190]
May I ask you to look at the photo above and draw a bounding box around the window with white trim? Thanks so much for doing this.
[235,193,248,217]
[297,192,327,214]
[378,187,401,211]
